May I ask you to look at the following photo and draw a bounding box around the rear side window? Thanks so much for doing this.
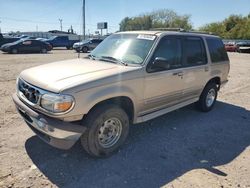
[184,37,207,66]
[206,38,229,63]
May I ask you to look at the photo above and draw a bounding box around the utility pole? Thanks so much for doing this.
[59,19,63,31]
[82,0,85,40]
[0,20,1,33]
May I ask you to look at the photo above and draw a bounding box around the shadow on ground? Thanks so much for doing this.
[25,101,250,188]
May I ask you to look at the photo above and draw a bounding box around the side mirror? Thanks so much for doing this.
[152,57,170,70]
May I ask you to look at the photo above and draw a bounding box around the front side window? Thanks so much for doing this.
[184,37,207,66]
[206,38,229,63]
[91,34,156,65]
[148,36,182,72]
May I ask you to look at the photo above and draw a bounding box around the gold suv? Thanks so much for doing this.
[13,30,230,157]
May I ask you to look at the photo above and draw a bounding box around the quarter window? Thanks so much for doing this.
[184,37,207,66]
[206,38,229,63]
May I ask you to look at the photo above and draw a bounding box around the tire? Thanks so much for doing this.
[81,104,129,157]
[66,46,73,50]
[41,48,47,54]
[196,83,218,112]
[11,48,18,54]
[82,46,88,53]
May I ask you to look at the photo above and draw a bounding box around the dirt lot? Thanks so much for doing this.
[0,50,250,188]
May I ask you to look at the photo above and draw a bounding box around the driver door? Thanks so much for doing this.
[19,40,33,52]
[142,36,185,115]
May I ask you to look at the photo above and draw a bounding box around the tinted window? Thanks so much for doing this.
[206,38,229,63]
[184,37,207,66]
[92,39,99,43]
[149,37,182,72]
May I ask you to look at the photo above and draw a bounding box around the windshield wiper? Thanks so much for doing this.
[100,56,128,66]
[88,54,97,60]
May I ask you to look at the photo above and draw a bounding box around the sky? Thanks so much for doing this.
[0,0,249,34]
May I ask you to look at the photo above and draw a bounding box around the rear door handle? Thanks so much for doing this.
[173,71,183,77]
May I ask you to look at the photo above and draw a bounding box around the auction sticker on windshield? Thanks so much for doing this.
[137,34,156,40]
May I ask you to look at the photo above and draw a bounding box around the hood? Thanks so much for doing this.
[20,58,140,93]
[1,43,12,48]
[74,41,88,46]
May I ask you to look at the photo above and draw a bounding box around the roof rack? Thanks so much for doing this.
[150,28,186,32]
[186,30,214,35]
[149,28,214,35]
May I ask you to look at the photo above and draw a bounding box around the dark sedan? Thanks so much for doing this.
[0,39,52,54]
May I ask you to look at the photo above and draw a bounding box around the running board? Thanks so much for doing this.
[136,98,199,123]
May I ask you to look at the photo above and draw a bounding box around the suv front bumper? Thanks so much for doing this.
[12,93,86,150]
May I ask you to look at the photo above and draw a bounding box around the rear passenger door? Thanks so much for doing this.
[89,39,100,50]
[182,36,209,100]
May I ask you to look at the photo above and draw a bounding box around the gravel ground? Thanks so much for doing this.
[0,50,250,188]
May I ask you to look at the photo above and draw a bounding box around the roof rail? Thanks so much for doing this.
[185,30,214,35]
[149,28,215,35]
[149,28,186,32]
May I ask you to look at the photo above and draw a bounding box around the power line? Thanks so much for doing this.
[0,16,118,28]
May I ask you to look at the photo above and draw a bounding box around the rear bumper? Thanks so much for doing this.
[12,93,86,150]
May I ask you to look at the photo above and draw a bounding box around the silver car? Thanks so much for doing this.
[73,38,103,53]
[13,30,229,157]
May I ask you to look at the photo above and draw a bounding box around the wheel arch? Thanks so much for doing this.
[85,96,135,123]
[205,76,221,90]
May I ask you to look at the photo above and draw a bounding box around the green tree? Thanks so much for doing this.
[199,13,250,39]
[119,9,192,31]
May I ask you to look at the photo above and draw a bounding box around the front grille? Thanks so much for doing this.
[18,79,41,104]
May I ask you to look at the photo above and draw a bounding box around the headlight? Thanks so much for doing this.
[40,93,74,113]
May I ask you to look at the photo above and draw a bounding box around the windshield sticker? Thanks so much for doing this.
[137,34,156,40]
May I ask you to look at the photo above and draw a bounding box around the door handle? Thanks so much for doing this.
[173,71,183,77]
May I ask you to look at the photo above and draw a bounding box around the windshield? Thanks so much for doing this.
[91,34,156,65]
[81,39,90,43]
[48,36,57,40]
[11,39,24,45]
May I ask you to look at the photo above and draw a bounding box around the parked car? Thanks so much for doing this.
[73,38,103,53]
[224,42,239,52]
[13,31,229,157]
[237,42,250,53]
[45,36,79,49]
[0,33,20,47]
[1,39,52,54]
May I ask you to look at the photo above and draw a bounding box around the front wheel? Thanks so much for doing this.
[196,83,218,112]
[81,104,129,157]
[11,48,18,54]
[82,46,88,53]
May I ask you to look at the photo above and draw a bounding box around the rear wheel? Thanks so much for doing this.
[11,48,18,54]
[196,83,218,112]
[82,46,88,53]
[81,104,129,157]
